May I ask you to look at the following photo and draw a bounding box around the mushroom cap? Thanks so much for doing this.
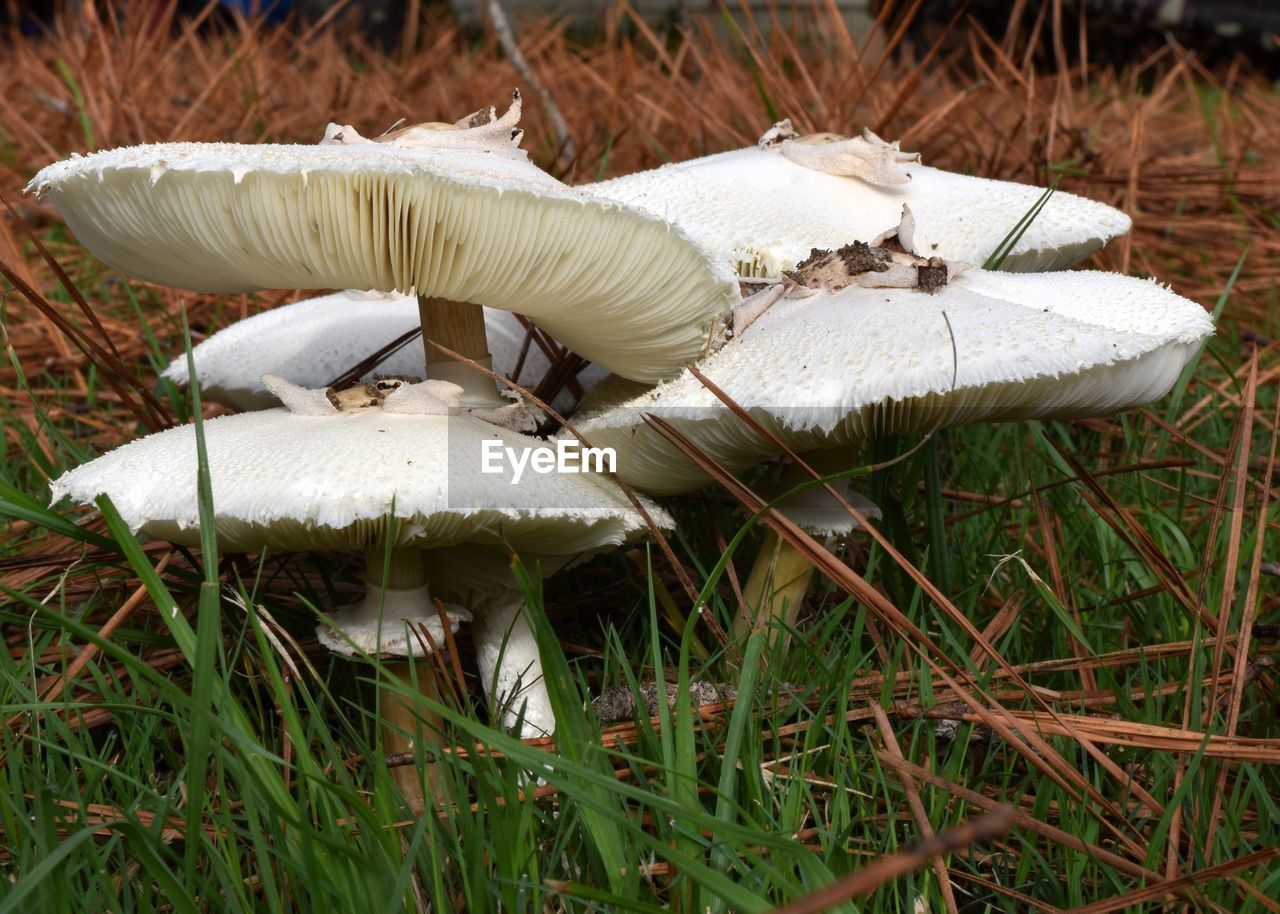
[591,145,1131,277]
[573,270,1213,495]
[767,475,882,537]
[28,140,738,383]
[50,409,668,554]
[162,290,608,411]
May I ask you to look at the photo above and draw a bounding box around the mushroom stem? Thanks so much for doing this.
[471,590,555,738]
[381,659,447,816]
[425,544,568,739]
[418,295,506,407]
[371,544,429,588]
[732,449,874,649]
[367,547,453,815]
[316,545,468,657]
[733,529,830,646]
[318,545,458,815]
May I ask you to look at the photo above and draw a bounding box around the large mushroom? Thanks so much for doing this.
[26,93,739,391]
[50,374,668,744]
[573,230,1213,636]
[590,120,1131,277]
[27,95,722,799]
[161,290,607,412]
[576,255,1211,494]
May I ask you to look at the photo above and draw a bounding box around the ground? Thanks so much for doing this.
[0,2,1278,911]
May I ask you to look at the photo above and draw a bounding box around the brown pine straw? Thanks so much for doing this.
[2,1,1279,906]
[1167,351,1257,878]
[870,702,961,914]
[903,708,1280,763]
[0,795,224,851]
[1202,362,1279,851]
[763,806,1016,914]
[873,754,1163,884]
[1068,846,1280,914]
[655,370,1156,857]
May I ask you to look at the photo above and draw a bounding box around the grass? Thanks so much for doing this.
[2,1,1280,911]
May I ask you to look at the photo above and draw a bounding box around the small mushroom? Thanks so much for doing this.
[591,120,1131,278]
[162,290,607,413]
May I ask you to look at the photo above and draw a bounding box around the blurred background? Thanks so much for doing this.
[4,1,1280,65]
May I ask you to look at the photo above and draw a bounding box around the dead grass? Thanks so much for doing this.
[1,2,1275,442]
[2,2,1279,910]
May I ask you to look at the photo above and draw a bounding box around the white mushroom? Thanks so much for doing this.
[26,93,739,386]
[575,261,1210,640]
[162,290,608,412]
[573,268,1213,496]
[50,379,670,740]
[590,120,1131,277]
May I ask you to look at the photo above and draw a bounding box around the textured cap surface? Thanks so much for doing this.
[28,137,738,383]
[162,290,607,411]
[592,144,1131,277]
[575,270,1212,494]
[51,409,667,553]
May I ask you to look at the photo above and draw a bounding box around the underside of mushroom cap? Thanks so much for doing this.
[574,270,1212,495]
[28,140,738,383]
[162,290,607,411]
[591,144,1131,277]
[50,409,669,553]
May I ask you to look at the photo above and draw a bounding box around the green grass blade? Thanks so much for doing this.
[0,475,116,550]
[54,59,94,150]
[982,182,1058,270]
[708,627,765,912]
[508,556,631,895]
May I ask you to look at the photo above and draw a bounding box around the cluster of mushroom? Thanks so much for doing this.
[32,92,1212,763]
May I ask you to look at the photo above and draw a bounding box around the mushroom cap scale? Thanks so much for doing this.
[50,409,667,554]
[574,270,1212,495]
[592,146,1132,277]
[162,290,608,411]
[28,142,739,384]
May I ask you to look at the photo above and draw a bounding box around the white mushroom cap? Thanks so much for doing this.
[50,409,668,553]
[27,121,738,383]
[162,290,608,411]
[768,475,882,537]
[574,270,1212,495]
[316,582,471,659]
[591,142,1131,277]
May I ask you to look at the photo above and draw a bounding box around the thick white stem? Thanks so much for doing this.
[424,544,572,738]
[315,546,469,814]
[471,592,555,739]
[316,545,469,658]
[425,359,509,408]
